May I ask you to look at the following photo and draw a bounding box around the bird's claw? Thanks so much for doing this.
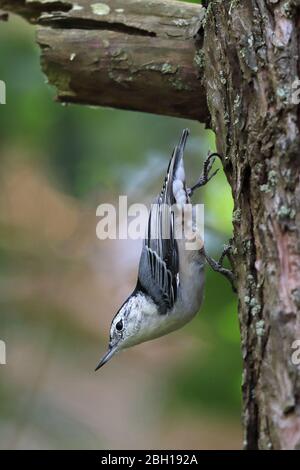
[188,152,221,197]
[205,242,237,293]
[187,150,236,292]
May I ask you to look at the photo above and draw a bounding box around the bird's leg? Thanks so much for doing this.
[204,242,237,293]
[187,152,221,197]
[188,151,236,291]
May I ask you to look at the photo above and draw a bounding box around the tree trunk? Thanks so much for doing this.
[1,0,300,450]
[203,0,300,449]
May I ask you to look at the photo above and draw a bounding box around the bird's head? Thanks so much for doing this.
[95,290,157,371]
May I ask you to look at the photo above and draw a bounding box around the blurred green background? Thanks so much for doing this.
[0,1,242,450]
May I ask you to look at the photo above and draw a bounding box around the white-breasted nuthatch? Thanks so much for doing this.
[95,129,234,370]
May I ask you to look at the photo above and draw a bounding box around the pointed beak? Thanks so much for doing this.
[94,345,118,371]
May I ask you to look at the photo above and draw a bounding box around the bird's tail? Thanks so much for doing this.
[160,128,189,206]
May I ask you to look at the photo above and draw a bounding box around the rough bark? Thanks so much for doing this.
[204,0,300,450]
[0,0,207,120]
[1,0,300,450]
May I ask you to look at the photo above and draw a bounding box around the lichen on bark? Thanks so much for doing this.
[203,0,300,450]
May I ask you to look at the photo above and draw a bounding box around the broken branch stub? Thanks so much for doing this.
[0,0,208,121]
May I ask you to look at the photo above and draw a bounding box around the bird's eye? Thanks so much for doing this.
[116,320,123,331]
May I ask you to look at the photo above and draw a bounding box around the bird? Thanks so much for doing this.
[95,129,233,371]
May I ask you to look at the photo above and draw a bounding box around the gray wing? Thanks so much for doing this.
[138,202,179,314]
[137,129,189,314]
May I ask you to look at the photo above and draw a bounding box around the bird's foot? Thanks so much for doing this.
[205,242,237,293]
[188,152,221,197]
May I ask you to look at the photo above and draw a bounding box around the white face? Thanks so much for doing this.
[95,292,158,370]
[110,292,158,350]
